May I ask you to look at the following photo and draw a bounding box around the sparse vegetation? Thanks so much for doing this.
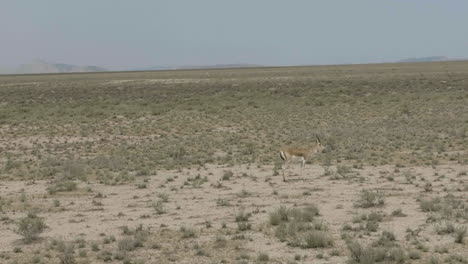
[47,180,77,194]
[152,200,166,215]
[180,226,197,238]
[355,190,385,208]
[454,226,467,244]
[257,253,270,262]
[268,205,332,248]
[16,212,47,243]
[391,208,406,217]
[1,62,468,263]
[222,170,234,181]
[346,236,408,264]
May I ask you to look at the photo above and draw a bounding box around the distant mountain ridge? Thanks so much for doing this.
[1,62,263,74]
[134,63,264,71]
[0,60,107,74]
[2,57,467,75]
[397,56,451,63]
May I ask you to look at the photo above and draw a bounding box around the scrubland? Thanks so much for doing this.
[0,61,467,263]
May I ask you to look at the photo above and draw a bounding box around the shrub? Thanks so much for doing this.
[435,222,455,235]
[373,231,396,247]
[62,160,87,181]
[268,205,330,248]
[180,226,197,238]
[257,253,269,262]
[58,243,76,264]
[347,240,407,264]
[47,180,77,194]
[355,190,385,208]
[152,201,166,215]
[391,208,406,217]
[303,231,334,248]
[235,210,251,222]
[269,206,290,225]
[118,238,138,252]
[420,198,442,212]
[157,192,169,202]
[237,222,252,231]
[222,170,234,180]
[454,226,467,244]
[16,212,47,243]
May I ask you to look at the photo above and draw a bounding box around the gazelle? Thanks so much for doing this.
[279,136,325,182]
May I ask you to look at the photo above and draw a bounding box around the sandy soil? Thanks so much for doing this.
[1,163,467,263]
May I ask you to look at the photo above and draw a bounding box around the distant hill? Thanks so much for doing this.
[135,63,263,71]
[0,66,14,74]
[0,60,107,74]
[397,56,451,63]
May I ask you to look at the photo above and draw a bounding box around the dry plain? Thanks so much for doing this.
[0,62,467,263]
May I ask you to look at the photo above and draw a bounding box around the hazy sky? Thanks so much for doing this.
[1,1,468,70]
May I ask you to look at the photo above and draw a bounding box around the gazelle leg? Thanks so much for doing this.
[301,158,306,181]
[282,160,289,182]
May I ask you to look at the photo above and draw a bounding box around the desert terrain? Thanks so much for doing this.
[0,61,467,263]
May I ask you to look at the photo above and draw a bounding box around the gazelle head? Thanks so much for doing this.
[315,135,325,153]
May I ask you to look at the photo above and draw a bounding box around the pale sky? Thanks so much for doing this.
[1,1,467,70]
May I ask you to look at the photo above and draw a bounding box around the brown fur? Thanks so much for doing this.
[279,138,325,182]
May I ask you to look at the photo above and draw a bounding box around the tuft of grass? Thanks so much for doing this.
[257,253,270,262]
[216,199,230,207]
[269,206,291,225]
[157,192,169,203]
[47,181,77,194]
[13,247,22,253]
[355,190,385,208]
[347,239,408,264]
[53,199,61,207]
[391,208,407,217]
[136,183,147,189]
[303,231,334,248]
[373,231,397,247]
[221,170,234,180]
[337,165,353,175]
[152,200,166,215]
[235,210,251,222]
[237,222,252,231]
[58,243,76,264]
[419,194,466,222]
[180,226,197,238]
[268,205,331,248]
[408,250,421,260]
[454,226,467,244]
[435,222,455,235]
[420,198,442,212]
[16,212,47,243]
[118,238,139,252]
[91,243,99,252]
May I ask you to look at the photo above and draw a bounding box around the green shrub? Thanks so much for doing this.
[235,210,251,222]
[303,231,333,248]
[257,253,269,262]
[222,170,234,180]
[454,226,467,244]
[16,212,47,243]
[58,243,76,264]
[118,238,138,252]
[152,201,166,215]
[180,226,197,238]
[420,198,442,212]
[47,180,77,194]
[355,190,385,208]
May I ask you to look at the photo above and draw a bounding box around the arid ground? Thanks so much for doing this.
[0,62,467,263]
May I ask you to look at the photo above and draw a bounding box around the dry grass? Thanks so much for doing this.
[0,61,467,263]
